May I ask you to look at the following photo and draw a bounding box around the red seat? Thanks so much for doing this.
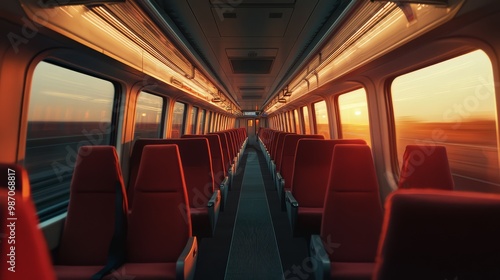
[285,139,366,235]
[374,189,500,280]
[114,145,197,280]
[182,134,229,209]
[210,131,235,190]
[276,134,324,208]
[310,144,383,280]
[0,165,55,280]
[273,132,295,174]
[210,132,232,168]
[129,139,220,236]
[54,146,128,279]
[398,145,454,190]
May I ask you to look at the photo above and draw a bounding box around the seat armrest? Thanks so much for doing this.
[270,160,276,180]
[310,235,331,280]
[228,165,234,191]
[207,190,221,235]
[277,177,285,210]
[285,191,298,233]
[220,176,229,210]
[275,172,283,192]
[176,237,198,280]
[233,156,238,170]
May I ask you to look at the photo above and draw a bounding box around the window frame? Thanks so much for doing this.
[25,60,121,221]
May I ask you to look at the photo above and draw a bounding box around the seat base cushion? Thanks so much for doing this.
[103,263,176,280]
[331,262,374,280]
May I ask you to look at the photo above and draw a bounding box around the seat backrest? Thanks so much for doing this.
[228,130,238,155]
[57,146,127,265]
[321,144,383,262]
[279,135,325,190]
[210,132,231,170]
[183,134,226,184]
[398,145,454,190]
[0,163,30,198]
[269,131,283,160]
[267,130,277,151]
[0,168,55,280]
[224,131,236,160]
[291,139,365,207]
[274,132,294,172]
[127,145,191,263]
[129,138,214,209]
[374,189,500,279]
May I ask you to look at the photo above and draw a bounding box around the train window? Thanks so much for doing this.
[294,110,301,133]
[391,50,499,190]
[171,101,186,138]
[288,111,295,132]
[284,112,290,132]
[199,109,206,134]
[207,111,212,132]
[134,92,164,139]
[284,113,288,131]
[25,61,117,221]
[337,88,371,146]
[213,113,219,132]
[301,106,311,134]
[313,100,330,139]
[190,106,199,134]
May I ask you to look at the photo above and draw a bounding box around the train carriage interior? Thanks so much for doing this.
[1,0,500,279]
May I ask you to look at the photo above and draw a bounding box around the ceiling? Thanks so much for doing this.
[151,0,351,111]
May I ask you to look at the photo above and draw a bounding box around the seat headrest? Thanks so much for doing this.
[135,145,186,193]
[375,189,500,279]
[329,144,378,192]
[398,145,454,190]
[282,135,324,156]
[72,146,122,193]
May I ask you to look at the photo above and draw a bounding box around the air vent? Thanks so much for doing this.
[223,12,237,18]
[242,95,262,100]
[230,59,274,74]
[239,86,265,91]
[269,12,283,18]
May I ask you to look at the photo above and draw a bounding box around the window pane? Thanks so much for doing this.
[338,88,371,146]
[134,92,163,139]
[171,102,186,138]
[207,111,212,132]
[214,113,219,132]
[302,106,311,134]
[25,61,116,221]
[284,113,289,132]
[191,106,199,134]
[314,101,330,139]
[391,50,499,191]
[294,110,300,133]
[199,109,206,134]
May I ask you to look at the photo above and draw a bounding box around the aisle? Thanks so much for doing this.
[224,148,284,280]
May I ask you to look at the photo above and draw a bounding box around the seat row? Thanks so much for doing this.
[1,145,195,280]
[0,128,247,280]
[257,128,500,279]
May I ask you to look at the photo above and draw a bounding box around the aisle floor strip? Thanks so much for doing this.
[224,149,284,280]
